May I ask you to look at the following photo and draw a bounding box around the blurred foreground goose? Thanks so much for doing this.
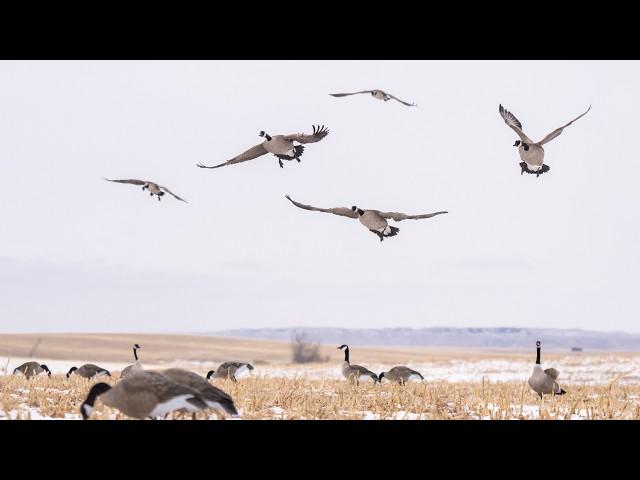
[330,89,416,107]
[67,364,111,379]
[13,362,51,379]
[196,125,329,169]
[80,371,208,420]
[379,366,424,384]
[285,195,447,242]
[104,178,187,202]
[499,104,591,177]
[206,362,254,382]
[338,345,379,384]
[528,341,566,399]
[161,368,238,417]
[120,344,143,379]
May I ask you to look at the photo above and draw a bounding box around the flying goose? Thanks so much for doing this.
[196,125,329,170]
[330,90,416,107]
[161,368,238,417]
[104,178,187,202]
[499,104,591,177]
[206,362,254,382]
[66,364,111,379]
[13,362,51,379]
[379,366,424,385]
[80,370,209,420]
[285,195,448,242]
[337,345,379,384]
[120,344,144,379]
[528,341,567,399]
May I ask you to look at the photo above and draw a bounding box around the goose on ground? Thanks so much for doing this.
[337,345,379,384]
[330,89,416,107]
[160,368,238,417]
[379,366,424,385]
[80,370,209,420]
[120,344,143,379]
[12,362,51,379]
[499,104,591,177]
[206,362,254,382]
[104,178,187,202]
[196,125,329,170]
[528,340,567,399]
[285,195,448,242]
[66,364,111,379]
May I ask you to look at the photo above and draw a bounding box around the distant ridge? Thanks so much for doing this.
[205,327,640,351]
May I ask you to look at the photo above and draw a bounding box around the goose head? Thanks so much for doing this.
[40,364,51,377]
[378,372,385,381]
[66,366,78,378]
[351,206,365,216]
[259,131,272,141]
[513,140,521,147]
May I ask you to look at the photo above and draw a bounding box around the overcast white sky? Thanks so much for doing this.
[0,60,638,334]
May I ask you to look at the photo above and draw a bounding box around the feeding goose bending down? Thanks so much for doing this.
[161,368,238,417]
[206,362,254,382]
[285,195,447,242]
[104,178,187,202]
[67,364,111,379]
[120,344,143,379]
[13,362,51,379]
[80,371,208,420]
[499,104,591,177]
[337,345,379,384]
[379,366,424,385]
[330,90,416,107]
[528,341,566,399]
[196,125,329,170]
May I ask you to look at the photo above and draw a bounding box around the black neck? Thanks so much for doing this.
[134,348,138,361]
[343,347,350,363]
[536,347,541,365]
[265,133,272,141]
[82,383,111,418]
[206,370,215,380]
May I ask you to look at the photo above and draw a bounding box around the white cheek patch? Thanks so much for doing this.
[149,395,199,417]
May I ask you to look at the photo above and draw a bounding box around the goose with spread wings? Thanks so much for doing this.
[329,89,416,107]
[499,104,591,177]
[285,195,447,242]
[104,178,187,202]
[197,125,329,170]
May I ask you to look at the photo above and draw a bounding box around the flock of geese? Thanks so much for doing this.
[7,87,587,419]
[9,338,565,419]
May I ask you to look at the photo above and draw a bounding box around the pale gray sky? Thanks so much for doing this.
[1,60,638,333]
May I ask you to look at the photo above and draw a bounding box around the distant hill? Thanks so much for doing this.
[207,327,640,351]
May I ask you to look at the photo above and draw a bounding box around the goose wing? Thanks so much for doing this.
[283,125,329,144]
[544,368,560,380]
[539,105,591,145]
[196,143,267,169]
[375,210,448,221]
[329,90,372,97]
[104,178,147,185]
[160,186,188,203]
[499,104,534,144]
[388,93,417,107]
[285,195,358,219]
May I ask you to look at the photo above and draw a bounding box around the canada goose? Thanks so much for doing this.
[13,362,51,379]
[196,125,329,170]
[379,366,424,385]
[206,362,254,382]
[80,370,209,420]
[66,364,111,379]
[329,90,416,107]
[499,104,591,177]
[104,178,188,202]
[337,345,379,384]
[528,341,567,399]
[285,195,448,242]
[161,368,238,417]
[120,344,143,379]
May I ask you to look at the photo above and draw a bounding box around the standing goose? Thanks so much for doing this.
[66,364,111,379]
[379,366,424,385]
[499,104,591,177]
[104,178,188,202]
[196,125,329,170]
[120,344,143,379]
[285,195,448,242]
[12,362,51,379]
[337,345,379,384]
[206,362,254,382]
[161,368,239,417]
[528,341,567,399]
[330,89,416,107]
[80,370,208,420]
